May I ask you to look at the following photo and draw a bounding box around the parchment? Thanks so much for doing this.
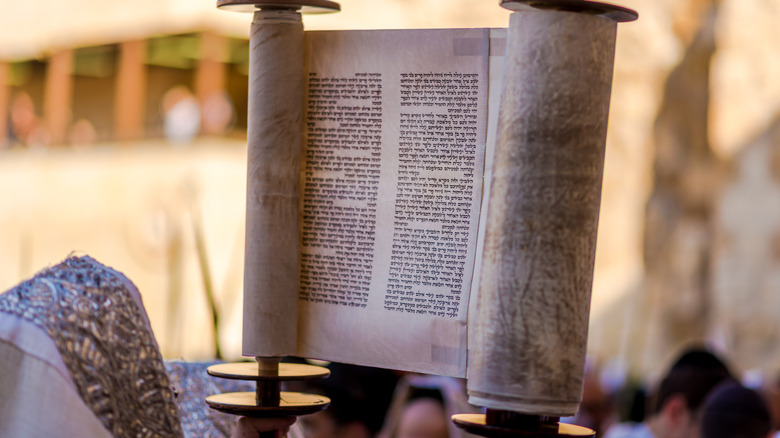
[242,9,305,357]
[295,28,500,377]
[467,10,618,416]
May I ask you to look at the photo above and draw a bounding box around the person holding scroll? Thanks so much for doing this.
[0,255,305,438]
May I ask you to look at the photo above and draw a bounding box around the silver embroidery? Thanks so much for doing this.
[0,256,183,438]
[165,361,253,438]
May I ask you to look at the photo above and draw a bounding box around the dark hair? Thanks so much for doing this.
[406,386,445,404]
[653,348,733,415]
[700,382,771,438]
[291,361,399,434]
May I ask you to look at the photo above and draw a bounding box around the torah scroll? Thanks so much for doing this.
[467,8,619,417]
[242,9,304,357]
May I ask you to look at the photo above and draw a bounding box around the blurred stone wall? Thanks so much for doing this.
[708,0,780,377]
[591,0,780,383]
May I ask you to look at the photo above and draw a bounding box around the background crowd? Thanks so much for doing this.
[261,346,780,438]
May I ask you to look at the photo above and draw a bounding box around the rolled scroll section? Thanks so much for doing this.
[242,9,304,357]
[467,8,619,416]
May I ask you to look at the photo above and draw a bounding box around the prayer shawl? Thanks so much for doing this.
[0,256,183,437]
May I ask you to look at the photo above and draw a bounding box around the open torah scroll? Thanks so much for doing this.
[244,27,506,378]
[243,10,617,417]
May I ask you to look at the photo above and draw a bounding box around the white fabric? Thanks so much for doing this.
[0,313,112,438]
[603,422,655,438]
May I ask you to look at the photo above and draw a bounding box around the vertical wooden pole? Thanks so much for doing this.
[195,31,228,135]
[242,8,304,358]
[0,61,9,147]
[44,50,74,146]
[115,40,147,142]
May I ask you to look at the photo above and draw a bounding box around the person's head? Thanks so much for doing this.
[292,362,399,438]
[700,382,771,438]
[572,362,615,434]
[647,347,734,438]
[394,388,449,438]
[379,374,474,438]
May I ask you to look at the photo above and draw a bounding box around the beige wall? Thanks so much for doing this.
[0,140,247,360]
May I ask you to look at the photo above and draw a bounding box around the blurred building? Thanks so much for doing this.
[0,1,255,147]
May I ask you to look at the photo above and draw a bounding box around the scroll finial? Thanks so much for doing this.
[500,0,638,22]
[216,0,340,13]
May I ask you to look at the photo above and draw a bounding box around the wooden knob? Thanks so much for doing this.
[500,0,637,22]
[216,0,340,13]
